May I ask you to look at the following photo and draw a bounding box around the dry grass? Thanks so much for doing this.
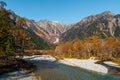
[54,55,64,60]
[112,58,120,65]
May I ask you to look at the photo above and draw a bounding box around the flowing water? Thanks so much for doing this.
[32,59,120,80]
[0,56,120,80]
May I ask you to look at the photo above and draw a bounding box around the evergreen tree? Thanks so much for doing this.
[0,0,7,9]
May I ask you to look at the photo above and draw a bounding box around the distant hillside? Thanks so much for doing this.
[1,9,51,49]
[62,11,120,41]
[37,20,72,43]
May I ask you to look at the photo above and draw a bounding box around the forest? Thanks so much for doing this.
[0,1,37,74]
[55,36,120,63]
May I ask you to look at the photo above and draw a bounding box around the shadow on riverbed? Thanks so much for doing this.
[25,57,59,72]
[34,60,59,72]
[95,61,120,76]
[0,59,59,80]
[0,70,33,80]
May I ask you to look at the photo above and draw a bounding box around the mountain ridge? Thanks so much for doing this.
[6,9,120,43]
[62,11,120,41]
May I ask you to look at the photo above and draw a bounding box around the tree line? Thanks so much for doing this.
[55,36,120,61]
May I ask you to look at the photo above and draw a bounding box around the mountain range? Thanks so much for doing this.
[62,11,120,41]
[8,10,120,44]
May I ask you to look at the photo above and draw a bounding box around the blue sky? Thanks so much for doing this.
[4,0,120,23]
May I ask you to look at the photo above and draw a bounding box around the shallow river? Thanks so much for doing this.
[0,56,120,80]
[31,59,120,80]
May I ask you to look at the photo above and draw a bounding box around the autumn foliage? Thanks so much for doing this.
[55,36,120,60]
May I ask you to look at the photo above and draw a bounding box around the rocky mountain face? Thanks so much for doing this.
[37,20,72,43]
[9,11,49,39]
[9,10,72,44]
[62,11,120,41]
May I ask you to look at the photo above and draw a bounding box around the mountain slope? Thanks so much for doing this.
[62,11,120,41]
[8,10,120,43]
[7,10,51,49]
[37,20,66,35]
[37,20,72,43]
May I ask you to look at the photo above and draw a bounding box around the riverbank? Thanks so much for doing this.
[1,55,119,75]
[0,55,120,80]
[0,57,35,75]
[96,61,120,75]
[58,58,120,75]
[24,55,120,74]
[59,58,108,74]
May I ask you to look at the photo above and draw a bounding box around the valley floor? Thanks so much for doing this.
[24,55,120,74]
[0,55,120,80]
